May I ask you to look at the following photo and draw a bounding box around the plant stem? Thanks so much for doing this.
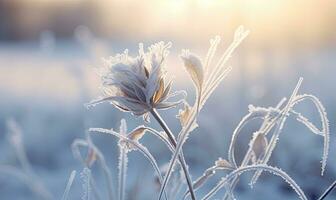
[318,180,336,200]
[150,109,196,200]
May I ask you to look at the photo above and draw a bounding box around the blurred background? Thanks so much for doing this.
[0,0,336,199]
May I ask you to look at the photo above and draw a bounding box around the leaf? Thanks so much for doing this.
[180,50,204,93]
[153,78,165,103]
[251,132,268,162]
[215,158,234,170]
[177,102,192,127]
[119,126,147,151]
[249,78,303,187]
[127,126,147,141]
[155,100,184,110]
[157,28,249,200]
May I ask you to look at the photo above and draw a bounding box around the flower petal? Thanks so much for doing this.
[155,100,184,110]
[152,78,165,103]
[176,102,192,127]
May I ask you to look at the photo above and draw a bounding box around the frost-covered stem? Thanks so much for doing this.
[224,98,288,200]
[118,147,128,200]
[224,120,270,199]
[318,180,336,200]
[291,94,330,175]
[156,105,200,200]
[224,114,274,199]
[61,170,77,200]
[222,148,254,200]
[81,168,91,200]
[228,112,258,168]
[72,138,114,200]
[249,78,303,186]
[150,109,177,146]
[89,128,168,199]
[150,109,196,200]
[202,164,307,200]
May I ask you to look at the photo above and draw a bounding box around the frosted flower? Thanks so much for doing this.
[88,42,184,122]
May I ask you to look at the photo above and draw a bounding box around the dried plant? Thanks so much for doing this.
[0,25,332,200]
[72,132,115,200]
[77,26,333,200]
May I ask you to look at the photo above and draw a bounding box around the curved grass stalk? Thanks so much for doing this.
[72,137,115,200]
[89,128,169,200]
[202,164,307,200]
[61,170,77,200]
[290,110,324,136]
[291,94,330,175]
[250,82,330,186]
[71,139,89,164]
[228,98,287,168]
[228,112,267,168]
[249,78,303,187]
[223,101,286,200]
[145,127,175,152]
[224,98,288,199]
[183,167,217,199]
[183,162,234,200]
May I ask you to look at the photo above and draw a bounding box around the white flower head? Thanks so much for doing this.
[88,42,184,122]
